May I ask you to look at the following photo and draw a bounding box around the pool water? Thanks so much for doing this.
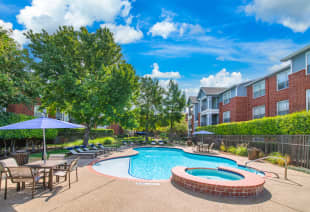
[186,169,244,181]
[128,147,264,180]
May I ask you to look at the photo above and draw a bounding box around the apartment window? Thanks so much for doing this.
[277,100,289,115]
[223,90,231,105]
[1,107,6,112]
[277,70,289,90]
[253,80,265,98]
[223,111,230,123]
[307,89,310,111]
[34,105,45,117]
[307,52,310,74]
[253,105,265,119]
[56,110,69,122]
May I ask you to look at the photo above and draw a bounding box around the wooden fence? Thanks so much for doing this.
[197,135,310,169]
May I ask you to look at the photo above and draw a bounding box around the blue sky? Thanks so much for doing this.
[1,0,310,97]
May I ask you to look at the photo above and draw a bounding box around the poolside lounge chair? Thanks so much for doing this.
[151,141,156,145]
[74,147,99,156]
[53,157,79,189]
[49,154,66,160]
[208,143,215,153]
[90,144,106,153]
[4,166,41,199]
[67,149,95,158]
[0,158,19,191]
[158,141,164,145]
[80,145,102,154]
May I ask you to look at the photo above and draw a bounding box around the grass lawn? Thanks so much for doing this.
[30,149,69,158]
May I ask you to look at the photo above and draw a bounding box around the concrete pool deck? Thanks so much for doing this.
[1,146,310,212]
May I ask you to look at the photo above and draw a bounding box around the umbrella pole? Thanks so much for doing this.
[43,128,47,163]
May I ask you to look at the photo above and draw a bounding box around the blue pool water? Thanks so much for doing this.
[128,147,264,180]
[186,169,244,181]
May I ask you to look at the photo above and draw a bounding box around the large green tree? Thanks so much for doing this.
[25,26,138,145]
[136,77,164,141]
[163,80,186,141]
[0,27,38,113]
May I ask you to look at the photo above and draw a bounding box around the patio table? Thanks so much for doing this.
[25,160,67,191]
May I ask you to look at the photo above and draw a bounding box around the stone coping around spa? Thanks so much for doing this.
[172,166,265,188]
[88,146,266,182]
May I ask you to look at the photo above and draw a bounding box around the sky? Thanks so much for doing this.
[1,0,310,97]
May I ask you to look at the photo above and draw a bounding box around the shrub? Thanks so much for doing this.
[220,144,226,152]
[197,111,310,135]
[235,145,247,156]
[266,152,289,166]
[227,146,236,154]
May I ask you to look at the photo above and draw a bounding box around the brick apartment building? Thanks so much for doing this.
[187,44,310,135]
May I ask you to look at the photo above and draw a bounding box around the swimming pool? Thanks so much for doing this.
[92,147,264,180]
[186,168,244,181]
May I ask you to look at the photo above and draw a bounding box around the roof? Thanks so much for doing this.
[200,87,227,95]
[281,44,310,62]
[217,80,253,95]
[245,65,291,87]
[188,96,198,104]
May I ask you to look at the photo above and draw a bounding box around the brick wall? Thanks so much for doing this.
[288,69,310,112]
[7,104,34,116]
[219,97,249,123]
[247,81,269,120]
[268,75,289,116]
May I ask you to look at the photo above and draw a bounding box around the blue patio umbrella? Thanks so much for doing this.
[193,130,214,144]
[0,117,84,163]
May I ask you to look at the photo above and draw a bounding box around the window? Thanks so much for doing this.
[253,105,265,119]
[223,111,230,123]
[201,99,208,111]
[253,80,265,98]
[34,105,45,117]
[307,52,310,74]
[223,90,231,105]
[277,70,289,90]
[1,107,6,112]
[56,110,69,122]
[307,89,310,111]
[277,100,289,115]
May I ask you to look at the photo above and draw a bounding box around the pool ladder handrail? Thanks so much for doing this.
[245,156,288,180]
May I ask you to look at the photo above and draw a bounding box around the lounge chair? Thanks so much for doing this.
[49,154,66,160]
[90,144,106,153]
[208,143,215,153]
[74,147,99,156]
[151,141,156,145]
[158,141,164,145]
[53,157,79,189]
[80,145,102,154]
[67,149,95,158]
[0,158,19,191]
[4,167,41,199]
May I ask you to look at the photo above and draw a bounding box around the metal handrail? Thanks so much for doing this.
[245,156,288,180]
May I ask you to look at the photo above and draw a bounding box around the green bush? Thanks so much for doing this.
[235,145,247,156]
[220,144,226,152]
[0,112,58,140]
[197,111,310,135]
[58,128,113,137]
[227,146,236,154]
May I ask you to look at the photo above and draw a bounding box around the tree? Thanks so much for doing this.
[0,27,38,113]
[136,77,164,141]
[25,26,138,145]
[163,80,186,141]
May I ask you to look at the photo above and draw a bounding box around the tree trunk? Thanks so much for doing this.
[169,120,174,142]
[83,126,91,146]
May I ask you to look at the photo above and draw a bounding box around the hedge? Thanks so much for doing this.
[57,128,114,137]
[197,111,310,135]
[0,112,58,140]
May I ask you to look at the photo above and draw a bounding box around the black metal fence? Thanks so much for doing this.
[198,135,310,169]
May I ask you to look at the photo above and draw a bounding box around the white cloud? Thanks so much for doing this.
[200,68,243,87]
[182,88,199,99]
[148,9,203,39]
[101,23,143,44]
[244,0,310,33]
[0,20,27,46]
[144,63,181,79]
[17,0,132,33]
[179,23,204,36]
[148,21,177,39]
[268,61,291,73]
